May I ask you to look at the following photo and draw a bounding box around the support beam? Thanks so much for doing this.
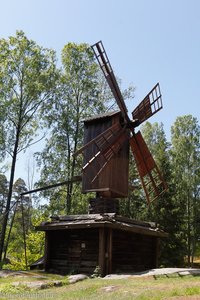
[106,228,113,274]
[99,228,106,276]
[44,232,50,271]
[154,237,160,268]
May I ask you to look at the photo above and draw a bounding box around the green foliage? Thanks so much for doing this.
[0,173,8,216]
[5,210,45,270]
[119,153,146,219]
[91,265,101,278]
[0,282,30,294]
[170,115,200,266]
[0,30,58,264]
[140,122,186,266]
[2,178,46,270]
[0,123,6,162]
[0,30,58,155]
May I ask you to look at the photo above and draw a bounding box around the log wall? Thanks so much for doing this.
[44,227,159,276]
[46,228,99,275]
[112,229,158,272]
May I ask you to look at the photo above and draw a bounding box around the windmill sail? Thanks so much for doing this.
[132,83,162,125]
[74,122,122,158]
[130,131,167,203]
[91,41,130,124]
[91,131,128,183]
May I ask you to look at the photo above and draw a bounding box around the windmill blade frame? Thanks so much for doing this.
[91,41,130,124]
[90,130,128,184]
[74,122,122,158]
[130,131,167,203]
[132,83,163,126]
[74,121,128,181]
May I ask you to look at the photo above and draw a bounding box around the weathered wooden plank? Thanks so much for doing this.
[52,214,115,221]
[115,215,156,228]
[80,261,97,267]
[111,229,157,273]
[50,259,68,266]
[45,228,100,275]
[89,198,119,214]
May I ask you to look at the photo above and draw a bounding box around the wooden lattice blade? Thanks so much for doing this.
[74,122,122,158]
[91,41,130,124]
[132,83,162,126]
[129,131,167,203]
[83,127,127,178]
[74,122,128,178]
[91,131,128,183]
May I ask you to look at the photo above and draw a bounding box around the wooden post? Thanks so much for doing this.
[154,237,160,268]
[44,232,49,271]
[99,227,105,276]
[107,228,113,274]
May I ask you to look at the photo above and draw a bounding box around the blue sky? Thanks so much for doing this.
[1,0,200,181]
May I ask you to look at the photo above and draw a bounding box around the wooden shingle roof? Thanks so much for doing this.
[36,214,168,238]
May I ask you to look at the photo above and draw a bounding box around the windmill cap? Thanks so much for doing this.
[82,110,121,123]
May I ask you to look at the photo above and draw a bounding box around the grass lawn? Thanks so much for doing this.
[1,273,200,299]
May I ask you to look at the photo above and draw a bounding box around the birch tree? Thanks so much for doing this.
[0,31,58,264]
[171,115,200,266]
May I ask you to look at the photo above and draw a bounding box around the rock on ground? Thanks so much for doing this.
[104,268,200,279]
[68,274,89,284]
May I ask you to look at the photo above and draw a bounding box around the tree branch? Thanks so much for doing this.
[17,132,47,154]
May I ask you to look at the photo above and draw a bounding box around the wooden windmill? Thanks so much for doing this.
[75,41,167,205]
[35,42,168,276]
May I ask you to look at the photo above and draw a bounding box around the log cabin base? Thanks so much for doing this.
[36,214,167,277]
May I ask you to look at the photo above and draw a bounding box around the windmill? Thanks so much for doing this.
[34,41,168,276]
[75,41,167,204]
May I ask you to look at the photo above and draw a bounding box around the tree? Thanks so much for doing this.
[119,154,145,219]
[3,178,31,268]
[0,30,58,264]
[171,115,200,266]
[140,121,187,266]
[3,178,44,270]
[0,125,5,163]
[0,174,8,237]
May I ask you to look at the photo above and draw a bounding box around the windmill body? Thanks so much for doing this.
[82,111,129,198]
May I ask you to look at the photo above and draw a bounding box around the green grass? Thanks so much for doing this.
[1,272,200,299]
